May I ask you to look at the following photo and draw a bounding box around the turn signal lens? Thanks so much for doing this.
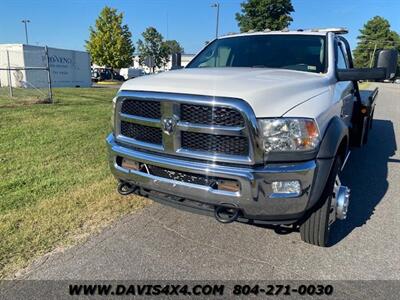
[217,179,240,192]
[121,158,140,170]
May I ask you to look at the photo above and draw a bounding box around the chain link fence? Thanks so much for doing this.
[0,46,52,104]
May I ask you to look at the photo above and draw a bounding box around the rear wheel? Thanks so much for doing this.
[300,157,342,247]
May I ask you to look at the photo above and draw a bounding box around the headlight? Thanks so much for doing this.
[111,97,117,132]
[258,118,320,152]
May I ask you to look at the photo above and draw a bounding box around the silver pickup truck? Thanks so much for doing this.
[107,28,397,246]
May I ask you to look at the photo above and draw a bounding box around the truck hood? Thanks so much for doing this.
[120,68,330,117]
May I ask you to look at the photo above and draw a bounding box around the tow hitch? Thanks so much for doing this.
[117,181,136,195]
[214,203,241,224]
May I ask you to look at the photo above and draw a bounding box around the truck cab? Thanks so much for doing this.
[106,29,397,246]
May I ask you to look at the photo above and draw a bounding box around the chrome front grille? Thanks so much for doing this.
[115,91,260,165]
[180,104,245,126]
[120,121,162,145]
[121,99,161,119]
[181,132,248,155]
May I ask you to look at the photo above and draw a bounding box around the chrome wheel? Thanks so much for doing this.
[328,175,350,229]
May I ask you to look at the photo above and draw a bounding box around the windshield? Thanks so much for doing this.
[187,34,327,73]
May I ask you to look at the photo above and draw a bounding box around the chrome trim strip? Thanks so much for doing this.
[116,90,263,165]
[176,148,253,164]
[120,113,160,128]
[160,101,180,153]
[341,150,351,171]
[117,135,164,151]
[177,122,246,136]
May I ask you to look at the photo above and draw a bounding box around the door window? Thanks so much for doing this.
[336,43,348,69]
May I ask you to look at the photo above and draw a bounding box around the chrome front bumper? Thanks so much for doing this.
[107,134,317,221]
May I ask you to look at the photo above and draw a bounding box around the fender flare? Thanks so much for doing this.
[317,116,349,159]
[307,117,349,209]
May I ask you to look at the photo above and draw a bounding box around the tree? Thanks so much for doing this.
[235,0,294,32]
[86,6,134,71]
[353,16,400,69]
[137,27,169,72]
[163,40,184,55]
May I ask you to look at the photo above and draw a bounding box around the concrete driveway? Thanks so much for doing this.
[24,84,400,280]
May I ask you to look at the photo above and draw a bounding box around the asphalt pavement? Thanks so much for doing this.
[23,83,400,280]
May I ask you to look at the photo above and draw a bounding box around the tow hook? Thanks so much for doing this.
[117,182,136,195]
[214,203,240,224]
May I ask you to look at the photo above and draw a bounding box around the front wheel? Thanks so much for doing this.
[300,157,342,247]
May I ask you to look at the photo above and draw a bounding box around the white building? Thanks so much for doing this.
[0,44,91,88]
[181,54,196,68]
[132,53,196,73]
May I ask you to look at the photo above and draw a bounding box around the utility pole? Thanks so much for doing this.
[22,19,30,45]
[6,50,13,97]
[166,12,169,40]
[211,3,220,39]
[369,43,377,68]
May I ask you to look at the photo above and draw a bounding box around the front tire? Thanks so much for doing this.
[300,157,342,247]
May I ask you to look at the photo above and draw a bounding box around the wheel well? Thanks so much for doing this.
[337,137,348,162]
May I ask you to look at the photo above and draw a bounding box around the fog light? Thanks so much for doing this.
[217,179,240,192]
[121,158,140,170]
[271,180,301,197]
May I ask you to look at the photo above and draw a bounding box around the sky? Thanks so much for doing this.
[0,0,399,54]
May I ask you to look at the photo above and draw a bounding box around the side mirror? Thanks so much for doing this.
[337,49,398,82]
[337,68,387,81]
[375,49,398,80]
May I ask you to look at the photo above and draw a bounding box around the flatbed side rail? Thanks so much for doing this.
[366,87,379,106]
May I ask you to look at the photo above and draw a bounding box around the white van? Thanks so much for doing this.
[119,68,144,80]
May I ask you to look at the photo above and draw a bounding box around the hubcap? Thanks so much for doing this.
[329,175,350,227]
[336,186,350,220]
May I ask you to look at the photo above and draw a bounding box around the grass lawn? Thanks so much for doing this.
[95,80,122,86]
[0,87,149,278]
